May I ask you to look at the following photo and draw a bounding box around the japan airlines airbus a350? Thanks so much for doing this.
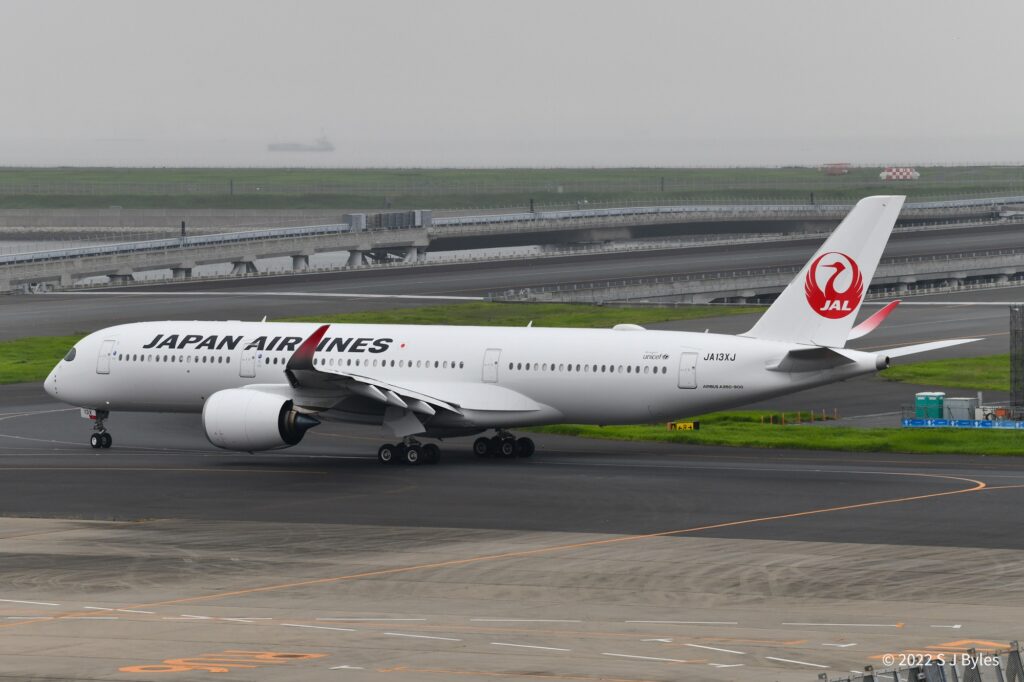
[44,196,978,464]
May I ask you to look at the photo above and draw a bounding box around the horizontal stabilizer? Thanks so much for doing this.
[880,338,982,359]
[767,346,858,372]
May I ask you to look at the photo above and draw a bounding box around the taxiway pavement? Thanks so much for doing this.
[1,389,1023,681]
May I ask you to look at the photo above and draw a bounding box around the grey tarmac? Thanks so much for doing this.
[0,388,1023,681]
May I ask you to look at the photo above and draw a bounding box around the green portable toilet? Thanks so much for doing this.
[914,392,945,419]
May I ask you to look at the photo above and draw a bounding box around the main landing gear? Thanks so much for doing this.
[473,430,535,459]
[377,439,441,466]
[88,410,113,449]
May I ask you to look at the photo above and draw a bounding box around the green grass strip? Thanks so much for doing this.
[533,414,1024,456]
[0,335,84,385]
[881,354,1008,391]
[280,301,760,328]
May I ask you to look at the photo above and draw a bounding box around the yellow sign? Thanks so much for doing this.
[668,421,699,431]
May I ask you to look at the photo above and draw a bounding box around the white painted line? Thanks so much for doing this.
[384,632,462,642]
[281,623,356,633]
[116,609,155,614]
[603,653,692,663]
[782,622,902,628]
[472,618,582,623]
[710,663,745,668]
[221,618,258,623]
[5,616,52,620]
[931,624,963,629]
[180,614,211,620]
[683,643,746,655]
[0,599,59,606]
[766,656,829,669]
[627,620,738,625]
[317,614,425,618]
[642,638,673,643]
[330,666,365,670]
[822,643,858,648]
[62,616,118,620]
[82,606,113,611]
[491,642,571,652]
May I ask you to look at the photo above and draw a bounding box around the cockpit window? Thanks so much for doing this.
[63,347,77,362]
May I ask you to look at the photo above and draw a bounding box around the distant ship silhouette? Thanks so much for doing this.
[267,135,334,152]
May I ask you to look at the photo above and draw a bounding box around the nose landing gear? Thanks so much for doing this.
[88,410,112,449]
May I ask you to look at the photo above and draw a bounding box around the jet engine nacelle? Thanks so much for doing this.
[202,389,320,451]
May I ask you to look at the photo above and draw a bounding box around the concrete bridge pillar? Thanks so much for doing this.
[171,266,193,280]
[403,246,425,263]
[291,254,311,272]
[0,278,9,293]
[60,273,74,288]
[230,260,258,276]
[108,271,135,285]
[997,273,1010,285]
[346,250,365,267]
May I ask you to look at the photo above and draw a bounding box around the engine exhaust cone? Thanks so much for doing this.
[293,413,321,435]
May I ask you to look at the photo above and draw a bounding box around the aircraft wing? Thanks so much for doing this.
[282,325,542,427]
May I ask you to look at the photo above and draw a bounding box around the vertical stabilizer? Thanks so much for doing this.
[743,195,905,347]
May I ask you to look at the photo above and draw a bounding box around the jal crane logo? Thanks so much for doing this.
[804,251,863,319]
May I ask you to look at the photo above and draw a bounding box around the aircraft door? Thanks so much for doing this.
[96,339,116,375]
[240,348,257,378]
[482,348,501,383]
[677,351,698,389]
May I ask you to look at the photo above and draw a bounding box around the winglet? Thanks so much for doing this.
[848,300,900,341]
[287,324,330,371]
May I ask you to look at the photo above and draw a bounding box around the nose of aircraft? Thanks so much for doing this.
[44,366,58,399]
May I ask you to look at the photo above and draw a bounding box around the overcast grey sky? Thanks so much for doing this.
[1,0,1022,166]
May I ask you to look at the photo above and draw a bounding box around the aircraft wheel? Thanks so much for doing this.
[378,444,398,465]
[473,437,491,457]
[100,433,113,449]
[423,443,441,464]
[516,437,534,458]
[89,433,102,449]
[403,446,422,465]
[498,439,516,458]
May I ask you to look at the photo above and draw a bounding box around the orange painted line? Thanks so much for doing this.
[375,665,660,681]
[118,473,990,608]
[696,637,808,646]
[0,471,988,629]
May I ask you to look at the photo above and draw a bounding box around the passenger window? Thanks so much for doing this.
[63,347,77,361]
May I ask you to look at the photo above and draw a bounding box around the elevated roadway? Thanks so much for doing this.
[3,197,1022,291]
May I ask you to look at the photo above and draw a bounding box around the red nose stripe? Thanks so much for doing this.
[287,324,330,371]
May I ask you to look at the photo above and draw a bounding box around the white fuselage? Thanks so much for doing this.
[45,321,882,431]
